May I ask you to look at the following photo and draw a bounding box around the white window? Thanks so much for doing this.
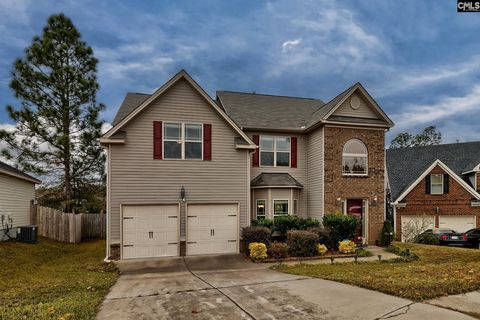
[260,136,290,167]
[431,174,444,195]
[342,139,368,175]
[273,200,289,218]
[256,200,266,220]
[164,123,203,160]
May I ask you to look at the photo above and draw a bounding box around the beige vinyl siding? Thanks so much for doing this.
[248,131,308,215]
[0,173,35,228]
[307,127,324,220]
[332,91,381,119]
[109,79,248,243]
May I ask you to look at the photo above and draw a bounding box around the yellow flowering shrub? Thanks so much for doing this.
[338,240,356,254]
[316,244,328,255]
[249,242,268,262]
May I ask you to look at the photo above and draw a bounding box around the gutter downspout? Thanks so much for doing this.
[104,144,111,263]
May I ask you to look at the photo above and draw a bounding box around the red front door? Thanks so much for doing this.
[346,199,363,242]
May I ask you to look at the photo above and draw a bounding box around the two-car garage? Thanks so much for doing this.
[400,214,477,242]
[121,203,238,259]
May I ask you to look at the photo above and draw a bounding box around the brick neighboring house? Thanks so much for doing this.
[101,70,394,259]
[386,142,480,241]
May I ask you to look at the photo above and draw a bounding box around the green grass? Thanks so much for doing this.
[0,238,118,320]
[275,243,480,301]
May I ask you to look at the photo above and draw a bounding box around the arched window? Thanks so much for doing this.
[342,139,368,175]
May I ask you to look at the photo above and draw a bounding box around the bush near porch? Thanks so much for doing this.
[244,214,366,261]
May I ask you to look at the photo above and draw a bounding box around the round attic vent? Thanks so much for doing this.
[350,96,360,110]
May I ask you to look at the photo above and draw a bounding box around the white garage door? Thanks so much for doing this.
[122,204,179,259]
[401,215,435,242]
[439,216,476,233]
[187,203,238,255]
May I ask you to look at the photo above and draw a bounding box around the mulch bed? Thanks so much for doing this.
[259,253,357,263]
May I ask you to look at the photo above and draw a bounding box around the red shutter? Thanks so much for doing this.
[252,135,259,167]
[291,136,297,168]
[153,121,162,159]
[203,124,212,161]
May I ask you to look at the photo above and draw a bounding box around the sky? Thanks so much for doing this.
[0,0,479,144]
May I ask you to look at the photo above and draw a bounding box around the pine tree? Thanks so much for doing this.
[0,13,105,213]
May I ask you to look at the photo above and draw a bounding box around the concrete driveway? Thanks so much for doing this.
[97,255,475,320]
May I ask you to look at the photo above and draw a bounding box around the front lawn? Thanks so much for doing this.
[275,243,480,301]
[0,238,118,320]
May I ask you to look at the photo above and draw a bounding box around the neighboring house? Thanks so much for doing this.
[386,142,480,242]
[101,70,394,259]
[0,160,41,240]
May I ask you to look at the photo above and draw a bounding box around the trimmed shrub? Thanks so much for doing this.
[322,213,359,249]
[287,230,318,257]
[296,217,321,230]
[356,248,373,257]
[241,226,271,245]
[316,243,328,255]
[251,218,274,229]
[273,215,301,234]
[268,242,289,259]
[414,233,439,245]
[338,240,356,254]
[380,220,395,247]
[307,226,330,244]
[385,245,419,262]
[249,242,267,262]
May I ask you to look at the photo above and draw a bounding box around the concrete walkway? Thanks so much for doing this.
[426,291,480,318]
[97,253,475,320]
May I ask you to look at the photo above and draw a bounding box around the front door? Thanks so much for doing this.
[346,199,363,243]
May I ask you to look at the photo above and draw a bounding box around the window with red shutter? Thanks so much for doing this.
[153,121,162,159]
[203,124,212,161]
[291,137,297,168]
[252,135,259,167]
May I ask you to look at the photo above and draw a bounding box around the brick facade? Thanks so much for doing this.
[395,165,480,239]
[323,126,386,245]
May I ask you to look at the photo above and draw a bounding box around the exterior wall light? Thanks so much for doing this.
[336,197,342,206]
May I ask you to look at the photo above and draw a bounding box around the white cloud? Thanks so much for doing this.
[101,122,112,134]
[392,85,480,130]
[377,56,480,98]
[282,39,301,52]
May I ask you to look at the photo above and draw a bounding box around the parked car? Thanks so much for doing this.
[464,228,480,248]
[416,228,468,246]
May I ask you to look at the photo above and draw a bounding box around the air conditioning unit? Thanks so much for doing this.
[17,225,37,243]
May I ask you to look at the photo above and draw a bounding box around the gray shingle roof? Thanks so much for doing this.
[251,173,303,188]
[216,91,325,131]
[386,141,480,201]
[112,93,150,126]
[306,83,357,128]
[0,160,41,184]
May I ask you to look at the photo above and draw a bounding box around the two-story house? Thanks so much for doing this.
[101,70,393,259]
[387,142,480,242]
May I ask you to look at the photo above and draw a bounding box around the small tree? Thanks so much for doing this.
[401,216,432,242]
[0,14,105,213]
[380,220,394,246]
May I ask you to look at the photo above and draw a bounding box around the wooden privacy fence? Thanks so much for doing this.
[34,206,106,243]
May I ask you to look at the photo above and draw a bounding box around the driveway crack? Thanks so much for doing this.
[374,303,415,319]
[183,257,257,320]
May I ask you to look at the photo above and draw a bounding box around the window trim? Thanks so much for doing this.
[430,174,444,195]
[293,199,298,215]
[163,122,203,160]
[342,139,368,176]
[273,199,289,218]
[256,199,266,219]
[260,135,291,167]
